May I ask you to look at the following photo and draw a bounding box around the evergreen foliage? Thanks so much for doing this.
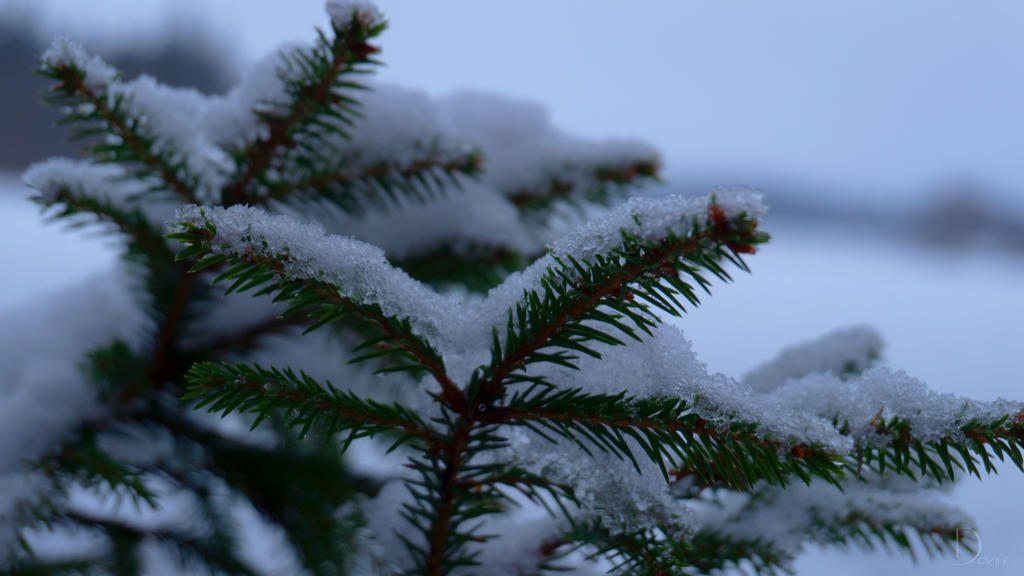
[6,2,1024,575]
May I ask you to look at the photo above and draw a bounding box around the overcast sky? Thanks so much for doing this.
[8,0,1024,212]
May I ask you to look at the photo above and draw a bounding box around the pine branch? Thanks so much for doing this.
[222,10,386,206]
[49,509,261,576]
[37,57,197,202]
[808,510,967,563]
[6,557,107,576]
[454,465,577,514]
[134,405,372,575]
[403,422,517,576]
[262,144,482,215]
[169,213,461,407]
[422,423,475,576]
[507,158,660,215]
[469,202,767,410]
[682,531,790,576]
[32,427,157,510]
[551,518,788,576]
[185,361,436,448]
[29,182,185,332]
[854,412,1024,483]
[486,388,844,489]
[702,480,974,571]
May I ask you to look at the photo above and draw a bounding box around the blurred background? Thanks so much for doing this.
[1,1,1022,574]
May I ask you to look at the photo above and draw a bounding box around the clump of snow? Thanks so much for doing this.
[201,44,301,151]
[348,83,452,159]
[359,481,418,573]
[437,90,660,196]
[326,1,383,29]
[320,179,538,259]
[710,185,769,218]
[231,497,306,576]
[23,158,180,225]
[456,498,563,576]
[109,77,235,202]
[176,203,495,386]
[516,323,851,456]
[548,186,765,261]
[509,424,695,532]
[774,364,1024,440]
[173,204,460,351]
[41,37,117,89]
[744,326,884,392]
[24,158,137,204]
[767,367,1024,443]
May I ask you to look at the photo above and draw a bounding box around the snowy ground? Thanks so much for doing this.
[2,173,1022,574]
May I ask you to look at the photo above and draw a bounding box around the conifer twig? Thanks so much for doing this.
[222,13,385,206]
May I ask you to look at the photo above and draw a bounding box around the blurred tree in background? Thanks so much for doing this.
[0,8,232,169]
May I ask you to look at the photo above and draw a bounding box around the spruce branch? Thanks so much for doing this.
[262,144,483,215]
[32,430,157,510]
[185,361,435,448]
[49,509,261,576]
[24,162,207,395]
[555,520,677,576]
[470,203,767,409]
[681,531,789,576]
[133,404,371,574]
[37,57,198,202]
[222,9,387,206]
[551,518,780,576]
[25,175,186,339]
[394,424,490,575]
[808,510,967,563]
[700,480,974,572]
[6,557,106,576]
[405,420,532,576]
[487,388,844,489]
[453,465,577,513]
[30,184,171,262]
[169,211,461,405]
[507,158,661,215]
[422,423,475,576]
[854,412,1024,483]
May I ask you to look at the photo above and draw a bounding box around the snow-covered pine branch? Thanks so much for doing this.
[9,1,1024,574]
[171,183,1024,573]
